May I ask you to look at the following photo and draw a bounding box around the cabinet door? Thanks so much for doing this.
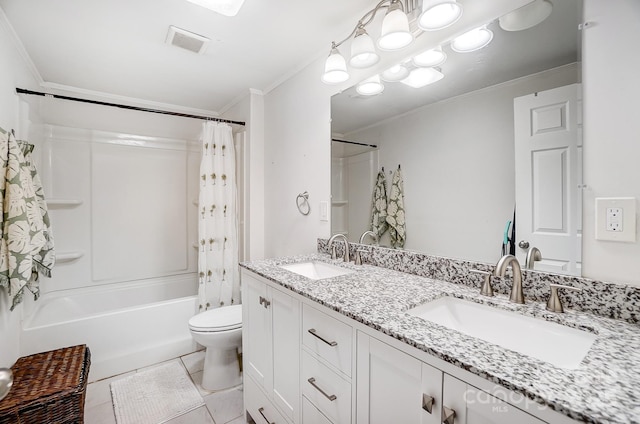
[442,375,545,424]
[271,287,300,422]
[243,273,272,391]
[357,333,442,424]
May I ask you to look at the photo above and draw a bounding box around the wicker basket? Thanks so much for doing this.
[0,345,91,424]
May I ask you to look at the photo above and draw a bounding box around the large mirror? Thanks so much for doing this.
[331,0,582,275]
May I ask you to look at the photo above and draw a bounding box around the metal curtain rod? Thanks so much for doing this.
[15,88,246,126]
[332,138,378,148]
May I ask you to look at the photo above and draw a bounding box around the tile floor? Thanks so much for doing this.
[84,350,247,424]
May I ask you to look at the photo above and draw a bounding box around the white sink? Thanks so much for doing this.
[279,261,355,280]
[407,297,596,369]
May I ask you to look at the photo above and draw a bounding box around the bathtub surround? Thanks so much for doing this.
[318,239,640,324]
[198,121,240,310]
[0,129,54,310]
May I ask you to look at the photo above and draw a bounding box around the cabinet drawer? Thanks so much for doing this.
[245,375,288,424]
[302,304,352,376]
[303,396,333,424]
[302,350,351,424]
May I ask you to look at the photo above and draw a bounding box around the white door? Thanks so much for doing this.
[514,84,582,275]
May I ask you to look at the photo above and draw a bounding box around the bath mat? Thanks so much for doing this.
[111,361,204,424]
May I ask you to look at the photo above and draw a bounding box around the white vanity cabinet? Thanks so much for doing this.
[357,332,545,424]
[243,270,300,424]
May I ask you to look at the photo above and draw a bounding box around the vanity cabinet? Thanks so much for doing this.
[357,332,545,424]
[243,270,300,423]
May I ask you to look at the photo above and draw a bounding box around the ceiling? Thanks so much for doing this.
[331,0,581,136]
[0,0,373,113]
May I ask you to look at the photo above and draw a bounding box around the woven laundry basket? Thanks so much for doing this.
[0,345,91,424]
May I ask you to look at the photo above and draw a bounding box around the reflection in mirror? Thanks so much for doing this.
[331,0,582,275]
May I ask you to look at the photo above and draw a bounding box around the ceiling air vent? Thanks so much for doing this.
[166,26,210,54]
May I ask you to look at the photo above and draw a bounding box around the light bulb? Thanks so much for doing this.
[400,67,444,88]
[412,46,447,68]
[418,0,463,31]
[356,75,384,96]
[350,28,380,68]
[378,3,413,51]
[451,26,494,53]
[380,64,410,82]
[322,47,349,84]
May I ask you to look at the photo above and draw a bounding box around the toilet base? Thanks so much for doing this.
[202,347,242,391]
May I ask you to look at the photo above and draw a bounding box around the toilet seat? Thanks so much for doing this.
[189,304,242,332]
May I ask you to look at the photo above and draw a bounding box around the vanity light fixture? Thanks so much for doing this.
[451,25,494,53]
[499,0,553,31]
[400,67,444,88]
[185,0,245,16]
[412,46,447,67]
[350,26,380,68]
[380,64,410,82]
[378,0,414,51]
[321,0,416,84]
[356,74,385,96]
[321,43,350,84]
[418,0,463,31]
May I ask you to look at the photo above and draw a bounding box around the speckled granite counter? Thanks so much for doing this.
[240,253,640,424]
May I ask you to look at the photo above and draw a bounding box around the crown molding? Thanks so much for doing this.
[40,82,220,118]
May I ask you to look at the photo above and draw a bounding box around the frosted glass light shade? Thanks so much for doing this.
[499,0,553,31]
[451,26,493,53]
[400,67,444,88]
[418,0,463,31]
[185,0,246,16]
[356,75,384,96]
[322,48,349,84]
[350,30,380,68]
[378,7,414,51]
[412,46,447,67]
[380,64,410,82]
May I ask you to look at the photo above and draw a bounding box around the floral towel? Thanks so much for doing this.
[386,166,406,248]
[0,130,53,310]
[370,170,388,239]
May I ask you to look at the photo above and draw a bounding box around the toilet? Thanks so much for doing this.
[189,304,243,391]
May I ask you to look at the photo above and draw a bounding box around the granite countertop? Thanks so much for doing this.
[240,253,640,424]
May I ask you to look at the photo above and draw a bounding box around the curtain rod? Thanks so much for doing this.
[15,88,246,126]
[331,138,378,148]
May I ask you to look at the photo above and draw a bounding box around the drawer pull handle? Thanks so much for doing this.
[422,393,435,414]
[308,328,338,346]
[259,296,271,308]
[442,406,456,424]
[258,407,275,424]
[307,377,337,401]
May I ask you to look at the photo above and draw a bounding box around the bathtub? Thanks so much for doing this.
[20,274,199,381]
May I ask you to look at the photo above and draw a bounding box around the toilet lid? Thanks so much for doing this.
[189,305,242,332]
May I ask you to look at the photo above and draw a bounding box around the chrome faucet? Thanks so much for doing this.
[494,255,525,304]
[358,230,378,245]
[525,247,542,270]
[328,233,350,262]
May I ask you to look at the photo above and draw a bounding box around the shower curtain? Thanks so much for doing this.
[198,122,240,311]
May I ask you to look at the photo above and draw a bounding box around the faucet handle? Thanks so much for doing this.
[546,284,581,313]
[470,269,494,297]
[331,245,338,260]
[355,249,368,266]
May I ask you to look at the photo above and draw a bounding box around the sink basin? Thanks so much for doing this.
[279,261,355,280]
[407,297,596,369]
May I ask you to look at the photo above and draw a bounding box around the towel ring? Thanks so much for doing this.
[296,191,310,215]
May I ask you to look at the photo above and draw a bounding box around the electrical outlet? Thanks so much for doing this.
[606,208,623,232]
[595,198,636,242]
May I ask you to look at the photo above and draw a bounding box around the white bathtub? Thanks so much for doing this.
[21,275,199,381]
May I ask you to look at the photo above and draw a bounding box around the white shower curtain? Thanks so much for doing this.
[198,122,240,311]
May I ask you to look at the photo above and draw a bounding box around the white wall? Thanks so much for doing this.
[347,65,578,263]
[0,9,41,368]
[582,0,640,285]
